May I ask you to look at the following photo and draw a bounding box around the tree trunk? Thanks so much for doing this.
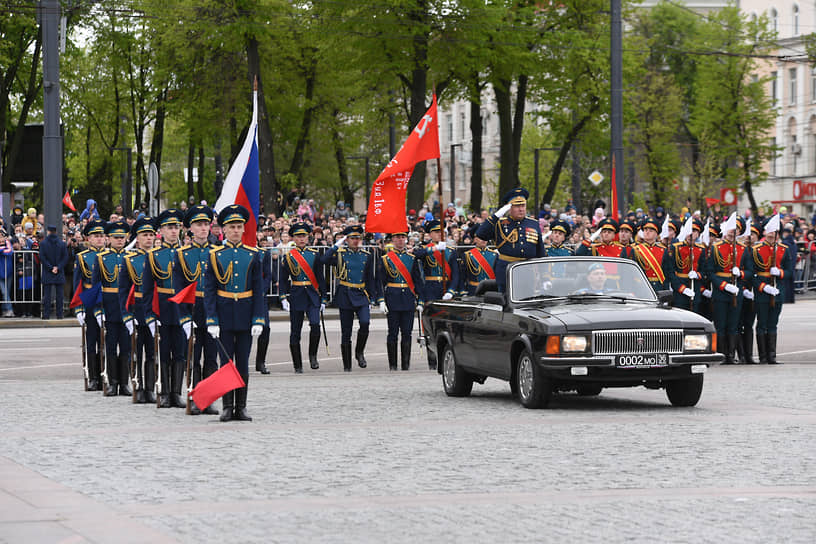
[469,84,483,213]
[405,0,430,212]
[197,145,205,203]
[494,79,515,201]
[187,141,195,199]
[331,109,354,209]
[289,53,317,179]
[511,75,527,187]
[148,87,167,204]
[246,35,277,218]
[542,103,599,206]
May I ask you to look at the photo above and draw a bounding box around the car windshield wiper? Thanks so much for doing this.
[567,293,630,303]
[517,294,567,302]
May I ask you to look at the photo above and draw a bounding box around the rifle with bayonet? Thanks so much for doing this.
[185,326,195,414]
[131,326,138,402]
[154,323,162,407]
[81,322,89,391]
[99,317,109,393]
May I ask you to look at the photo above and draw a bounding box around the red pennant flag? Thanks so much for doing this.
[69,281,84,309]
[169,281,197,304]
[126,284,136,310]
[191,361,245,410]
[365,94,440,233]
[63,191,77,212]
[610,155,620,222]
[152,288,161,317]
[705,197,720,208]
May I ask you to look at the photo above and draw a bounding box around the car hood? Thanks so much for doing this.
[522,302,712,331]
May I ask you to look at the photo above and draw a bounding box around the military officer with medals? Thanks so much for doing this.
[120,216,157,403]
[475,187,546,292]
[377,231,424,371]
[413,220,460,301]
[737,222,761,364]
[666,218,706,312]
[143,208,187,408]
[628,217,669,292]
[92,220,132,396]
[704,214,753,365]
[751,215,793,364]
[204,205,265,421]
[321,225,378,371]
[173,205,219,415]
[279,222,326,373]
[462,228,500,295]
[73,220,107,391]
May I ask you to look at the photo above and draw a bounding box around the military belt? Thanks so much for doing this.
[468,280,481,286]
[756,272,772,277]
[714,272,735,277]
[387,282,409,288]
[134,292,143,298]
[675,273,689,278]
[102,287,118,293]
[291,281,313,287]
[83,282,92,289]
[157,287,174,294]
[217,289,253,300]
[424,276,444,282]
[196,291,204,298]
[339,281,365,288]
[499,254,524,262]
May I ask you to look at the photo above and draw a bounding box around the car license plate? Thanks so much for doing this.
[616,353,668,368]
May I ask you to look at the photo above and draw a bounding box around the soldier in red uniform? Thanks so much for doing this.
[618,219,636,260]
[577,218,621,258]
[626,218,668,292]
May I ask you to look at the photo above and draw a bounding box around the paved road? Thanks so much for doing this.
[1,302,815,543]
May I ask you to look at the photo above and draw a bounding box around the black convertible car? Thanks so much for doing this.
[421,257,723,408]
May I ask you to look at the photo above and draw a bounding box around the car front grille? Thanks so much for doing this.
[592,329,683,355]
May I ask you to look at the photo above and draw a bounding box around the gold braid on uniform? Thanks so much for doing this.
[177,248,201,282]
[210,250,233,285]
[466,252,482,275]
[286,253,302,276]
[148,249,172,281]
[713,241,734,269]
[752,244,770,270]
[125,256,142,286]
[98,253,118,284]
[673,243,691,270]
[382,254,399,279]
[78,251,94,279]
[495,222,518,250]
[335,248,348,281]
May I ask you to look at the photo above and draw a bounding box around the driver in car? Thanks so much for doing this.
[575,263,608,294]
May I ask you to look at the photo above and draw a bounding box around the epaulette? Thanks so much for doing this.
[77,248,90,257]
[245,246,259,252]
[360,248,371,255]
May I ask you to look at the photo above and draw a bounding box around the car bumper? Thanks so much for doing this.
[537,353,723,382]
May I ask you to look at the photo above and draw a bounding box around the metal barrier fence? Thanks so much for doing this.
[794,243,816,293]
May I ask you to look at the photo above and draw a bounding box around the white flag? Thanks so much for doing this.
[740,217,752,239]
[763,213,780,235]
[699,219,711,246]
[721,212,737,235]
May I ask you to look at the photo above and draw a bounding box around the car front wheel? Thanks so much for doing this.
[665,374,704,407]
[515,348,551,408]
[441,345,472,397]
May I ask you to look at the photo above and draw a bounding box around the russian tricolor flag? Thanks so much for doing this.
[215,84,260,247]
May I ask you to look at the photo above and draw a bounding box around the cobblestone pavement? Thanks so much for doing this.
[1,302,815,543]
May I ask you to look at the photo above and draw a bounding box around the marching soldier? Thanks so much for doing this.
[254,240,275,375]
[475,187,546,292]
[751,216,793,364]
[279,222,326,373]
[173,205,219,415]
[627,218,669,292]
[74,220,107,391]
[697,222,720,321]
[321,225,378,371]
[705,216,753,364]
[204,205,265,421]
[92,220,132,396]
[576,217,621,258]
[462,229,500,295]
[665,218,706,312]
[736,222,761,364]
[377,231,424,371]
[413,220,460,301]
[120,216,157,403]
[143,208,187,408]
[618,219,636,259]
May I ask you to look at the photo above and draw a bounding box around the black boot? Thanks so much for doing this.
[400,340,411,371]
[290,343,303,373]
[157,360,171,407]
[119,355,132,396]
[427,351,438,370]
[742,330,757,364]
[170,360,186,408]
[726,334,738,365]
[341,343,352,372]
[233,379,252,421]
[308,329,320,370]
[219,391,235,422]
[200,366,219,415]
[87,353,100,391]
[256,361,270,374]
[756,333,769,364]
[355,329,368,368]
[255,328,270,374]
[143,357,156,403]
[767,333,780,364]
[387,342,398,371]
[103,354,118,396]
[735,331,745,363]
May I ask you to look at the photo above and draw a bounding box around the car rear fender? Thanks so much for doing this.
[509,334,534,382]
[435,331,455,375]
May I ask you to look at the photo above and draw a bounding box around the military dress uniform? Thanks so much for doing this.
[120,217,157,403]
[475,187,546,292]
[254,244,274,374]
[627,218,669,292]
[618,219,637,260]
[665,220,707,313]
[173,205,219,415]
[542,219,574,281]
[738,224,762,364]
[143,209,188,408]
[73,220,106,391]
[279,223,327,372]
[751,220,793,364]
[377,234,424,370]
[576,218,622,258]
[91,221,132,397]
[412,220,460,301]
[320,225,379,371]
[462,244,500,295]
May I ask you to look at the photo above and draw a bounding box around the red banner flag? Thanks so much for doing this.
[610,155,620,222]
[152,288,161,317]
[191,361,245,410]
[69,281,84,309]
[126,284,136,310]
[365,94,440,233]
[705,197,721,208]
[169,281,197,304]
[63,191,77,212]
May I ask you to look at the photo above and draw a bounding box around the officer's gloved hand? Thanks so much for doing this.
[495,203,512,218]
[542,280,553,291]
[435,241,446,251]
[334,236,347,249]
[702,289,712,298]
[76,311,85,327]
[125,319,134,335]
[251,325,263,337]
[379,301,388,315]
[182,321,192,339]
[148,321,156,337]
[681,288,695,300]
[688,270,699,280]
[281,299,290,312]
[96,313,103,328]
[542,231,551,241]
[207,325,220,338]
[770,266,781,277]
[589,228,602,242]
[442,292,453,300]
[636,230,644,240]
[731,266,741,277]
[320,303,326,313]
[762,285,780,296]
[743,289,754,300]
[724,283,739,295]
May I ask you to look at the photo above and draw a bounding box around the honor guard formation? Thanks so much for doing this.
[14,187,798,421]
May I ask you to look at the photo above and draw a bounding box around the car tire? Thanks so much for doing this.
[576,384,603,396]
[441,344,472,397]
[665,375,704,407]
[515,348,550,409]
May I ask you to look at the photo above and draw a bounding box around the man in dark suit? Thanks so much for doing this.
[39,225,68,319]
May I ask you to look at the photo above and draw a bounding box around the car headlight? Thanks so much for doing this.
[684,334,709,352]
[561,335,588,352]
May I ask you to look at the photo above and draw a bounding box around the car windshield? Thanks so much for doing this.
[509,258,657,303]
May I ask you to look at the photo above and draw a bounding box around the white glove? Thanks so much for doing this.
[681,288,695,300]
[590,228,602,242]
[182,321,192,339]
[379,301,388,314]
[688,270,699,280]
[251,325,263,337]
[148,321,156,337]
[542,231,551,241]
[636,230,644,240]
[76,311,85,327]
[125,320,134,335]
[724,283,739,295]
[743,289,754,300]
[96,314,103,327]
[762,285,780,296]
[702,289,712,298]
[442,292,453,300]
[731,267,741,277]
[281,299,290,312]
[436,241,447,251]
[495,203,512,218]
[207,325,220,338]
[320,303,326,313]
[542,280,553,291]
[770,266,781,277]
[334,236,347,248]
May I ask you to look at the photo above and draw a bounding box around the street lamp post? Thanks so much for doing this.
[450,143,462,207]
[534,147,559,218]
[112,147,133,216]
[347,155,370,208]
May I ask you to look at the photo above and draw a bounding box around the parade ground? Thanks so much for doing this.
[2,301,816,543]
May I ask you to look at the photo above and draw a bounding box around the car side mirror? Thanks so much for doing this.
[657,290,673,307]
[484,291,505,306]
